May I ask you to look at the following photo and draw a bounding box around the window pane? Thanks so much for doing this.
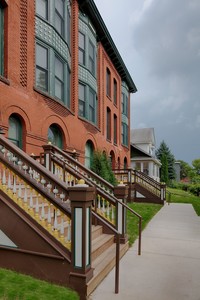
[79,84,85,101]
[36,44,48,69]
[79,100,85,117]
[48,125,63,148]
[89,41,95,75]
[36,68,48,91]
[79,32,85,49]
[55,78,63,100]
[55,0,64,17]
[55,57,63,79]
[55,13,63,35]
[79,32,85,65]
[36,0,48,19]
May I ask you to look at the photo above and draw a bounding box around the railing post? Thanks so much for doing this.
[114,182,129,244]
[42,144,54,171]
[68,180,94,297]
[160,183,166,201]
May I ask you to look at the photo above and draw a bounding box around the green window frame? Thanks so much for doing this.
[121,122,128,146]
[35,41,71,108]
[36,43,49,92]
[121,93,128,116]
[78,82,97,125]
[48,124,63,149]
[0,4,4,76]
[79,31,85,65]
[79,83,86,118]
[55,0,64,37]
[8,115,23,149]
[55,56,64,101]
[88,40,95,75]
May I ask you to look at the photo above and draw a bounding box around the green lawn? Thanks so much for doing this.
[127,202,162,246]
[167,187,200,216]
[0,268,79,300]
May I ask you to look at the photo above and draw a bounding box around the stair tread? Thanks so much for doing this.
[92,233,114,252]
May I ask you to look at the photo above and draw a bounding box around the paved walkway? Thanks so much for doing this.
[90,203,200,300]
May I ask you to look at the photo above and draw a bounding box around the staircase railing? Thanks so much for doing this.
[113,168,166,201]
[42,144,142,254]
[0,135,72,251]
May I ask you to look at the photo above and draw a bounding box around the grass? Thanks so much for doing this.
[0,268,79,300]
[167,187,200,216]
[127,202,162,246]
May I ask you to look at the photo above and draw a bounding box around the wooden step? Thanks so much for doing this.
[87,241,129,296]
[92,225,103,240]
[92,233,114,261]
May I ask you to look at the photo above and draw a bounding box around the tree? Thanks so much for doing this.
[192,159,200,175]
[177,160,192,180]
[156,140,176,183]
[91,150,117,186]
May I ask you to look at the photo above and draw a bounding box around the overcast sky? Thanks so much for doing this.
[94,0,200,165]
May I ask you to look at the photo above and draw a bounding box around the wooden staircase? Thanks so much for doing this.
[88,225,129,296]
[0,135,142,300]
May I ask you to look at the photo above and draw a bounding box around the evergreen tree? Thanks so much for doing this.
[156,140,176,183]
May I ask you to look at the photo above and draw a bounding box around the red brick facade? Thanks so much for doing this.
[0,0,136,168]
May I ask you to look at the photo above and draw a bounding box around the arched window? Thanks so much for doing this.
[8,115,23,149]
[48,124,63,148]
[85,140,94,169]
[117,157,120,169]
[124,157,128,169]
[110,150,115,169]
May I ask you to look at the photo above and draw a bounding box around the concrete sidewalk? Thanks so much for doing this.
[90,203,200,300]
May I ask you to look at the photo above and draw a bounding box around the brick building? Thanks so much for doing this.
[0,0,137,169]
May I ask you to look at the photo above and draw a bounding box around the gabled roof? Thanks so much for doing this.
[78,0,137,93]
[130,128,156,146]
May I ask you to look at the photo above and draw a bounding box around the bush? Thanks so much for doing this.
[91,150,117,186]
[188,184,200,196]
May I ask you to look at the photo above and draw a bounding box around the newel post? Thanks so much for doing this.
[68,180,94,294]
[42,144,54,171]
[114,182,129,244]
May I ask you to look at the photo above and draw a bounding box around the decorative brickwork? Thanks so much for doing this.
[20,0,28,87]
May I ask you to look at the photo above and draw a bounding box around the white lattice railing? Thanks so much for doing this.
[0,136,72,250]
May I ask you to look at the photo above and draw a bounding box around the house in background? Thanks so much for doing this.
[130,128,161,182]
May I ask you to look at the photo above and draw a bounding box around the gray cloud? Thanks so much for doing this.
[94,0,200,164]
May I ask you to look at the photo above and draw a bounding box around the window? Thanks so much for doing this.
[85,140,94,169]
[35,42,71,107]
[79,83,97,124]
[36,0,48,20]
[79,83,86,118]
[0,4,4,75]
[106,107,111,141]
[79,31,85,65]
[8,115,23,149]
[88,40,95,75]
[106,68,111,97]
[36,43,48,92]
[114,114,117,144]
[89,88,95,123]
[55,0,64,37]
[121,93,128,116]
[113,79,117,105]
[121,122,128,146]
[55,56,64,101]
[48,124,63,148]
